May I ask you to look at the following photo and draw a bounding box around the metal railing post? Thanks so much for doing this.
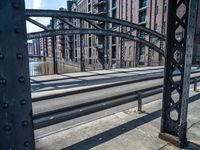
[194,78,198,92]
[137,92,143,113]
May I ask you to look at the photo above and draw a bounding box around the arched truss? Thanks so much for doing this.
[26,9,165,40]
[27,29,165,56]
[26,9,166,57]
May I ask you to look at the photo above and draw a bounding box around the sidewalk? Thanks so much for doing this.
[35,90,200,150]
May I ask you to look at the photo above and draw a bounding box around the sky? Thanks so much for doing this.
[25,0,67,33]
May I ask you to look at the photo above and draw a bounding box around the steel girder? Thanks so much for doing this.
[27,29,165,57]
[0,0,35,149]
[80,19,85,72]
[159,0,198,147]
[52,17,58,74]
[25,9,165,40]
[26,9,166,68]
[120,26,125,68]
[26,17,49,30]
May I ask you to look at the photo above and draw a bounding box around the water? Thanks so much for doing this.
[29,59,80,76]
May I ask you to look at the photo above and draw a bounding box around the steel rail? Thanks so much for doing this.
[27,29,165,56]
[33,75,200,129]
[25,9,165,40]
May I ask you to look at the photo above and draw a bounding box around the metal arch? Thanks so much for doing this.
[27,29,165,56]
[25,9,166,40]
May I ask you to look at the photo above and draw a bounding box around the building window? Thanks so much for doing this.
[89,48,92,57]
[139,24,146,38]
[112,46,116,58]
[112,8,117,18]
[89,37,92,47]
[156,6,158,15]
[129,47,131,56]
[164,4,167,12]
[88,4,91,12]
[112,37,116,45]
[139,0,147,8]
[112,0,117,8]
[154,23,158,31]
[162,21,166,34]
[139,10,146,22]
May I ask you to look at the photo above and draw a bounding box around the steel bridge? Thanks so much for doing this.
[26,9,166,72]
[0,0,199,149]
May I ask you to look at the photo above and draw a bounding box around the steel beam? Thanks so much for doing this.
[26,9,165,40]
[56,17,77,29]
[52,17,58,74]
[27,29,165,56]
[159,0,198,147]
[85,19,103,30]
[120,26,125,68]
[0,0,35,149]
[80,19,85,72]
[26,17,49,31]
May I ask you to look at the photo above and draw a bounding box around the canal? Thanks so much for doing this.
[29,59,80,76]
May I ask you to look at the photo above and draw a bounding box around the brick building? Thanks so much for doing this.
[65,0,168,69]
[29,0,200,69]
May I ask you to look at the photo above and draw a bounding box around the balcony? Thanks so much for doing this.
[95,11,107,15]
[93,0,107,8]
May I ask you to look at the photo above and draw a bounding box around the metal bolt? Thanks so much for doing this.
[20,99,27,105]
[6,147,13,150]
[16,53,23,59]
[18,76,26,83]
[12,2,20,9]
[3,124,11,132]
[14,28,21,34]
[24,141,30,147]
[0,78,6,85]
[22,121,29,127]
[0,53,4,60]
[1,102,9,109]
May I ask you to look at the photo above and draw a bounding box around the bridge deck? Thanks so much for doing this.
[35,89,200,150]
[31,66,200,100]
[31,66,164,99]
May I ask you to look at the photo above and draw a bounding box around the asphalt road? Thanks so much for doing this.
[32,71,200,118]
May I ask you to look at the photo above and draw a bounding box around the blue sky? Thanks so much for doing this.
[25,0,67,33]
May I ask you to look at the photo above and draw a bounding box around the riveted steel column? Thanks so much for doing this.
[120,26,125,68]
[52,17,58,74]
[159,0,198,147]
[80,19,85,72]
[0,0,35,149]
[104,24,109,69]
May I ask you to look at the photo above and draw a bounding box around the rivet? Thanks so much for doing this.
[22,121,29,127]
[16,53,23,59]
[24,141,30,147]
[1,102,9,109]
[14,28,21,34]
[20,99,27,105]
[6,147,13,150]
[3,124,11,132]
[12,2,20,9]
[18,76,26,83]
[0,53,4,60]
[0,78,6,85]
